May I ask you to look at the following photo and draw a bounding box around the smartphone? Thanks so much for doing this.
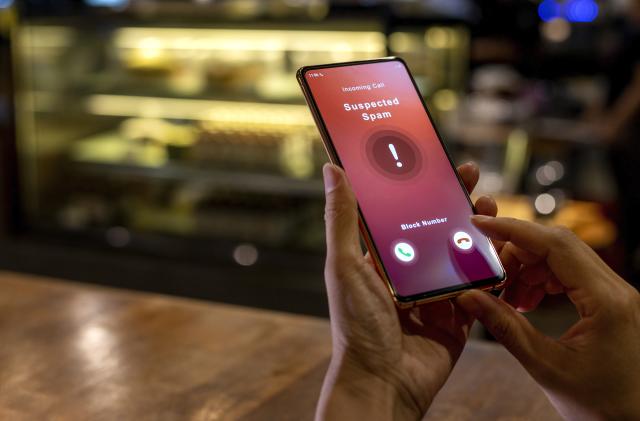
[297,57,506,307]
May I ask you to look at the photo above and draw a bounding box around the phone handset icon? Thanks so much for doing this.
[397,246,412,257]
[392,240,417,263]
[453,231,473,251]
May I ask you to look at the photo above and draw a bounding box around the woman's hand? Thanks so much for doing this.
[317,162,498,421]
[457,216,640,421]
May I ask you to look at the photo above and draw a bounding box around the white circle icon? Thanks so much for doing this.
[393,241,416,263]
[453,231,473,251]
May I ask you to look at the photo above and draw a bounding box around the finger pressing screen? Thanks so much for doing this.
[471,216,607,313]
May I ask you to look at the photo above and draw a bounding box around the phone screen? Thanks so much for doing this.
[302,59,504,300]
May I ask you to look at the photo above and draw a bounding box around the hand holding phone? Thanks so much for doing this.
[316,162,499,420]
[298,58,505,306]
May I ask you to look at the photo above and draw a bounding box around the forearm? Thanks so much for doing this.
[315,351,422,421]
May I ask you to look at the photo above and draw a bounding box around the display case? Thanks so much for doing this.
[1,1,475,314]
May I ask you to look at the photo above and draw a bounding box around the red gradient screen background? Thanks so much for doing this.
[304,59,503,298]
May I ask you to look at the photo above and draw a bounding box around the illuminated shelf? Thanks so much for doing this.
[70,161,324,198]
[83,94,316,127]
[114,27,386,54]
[20,25,386,54]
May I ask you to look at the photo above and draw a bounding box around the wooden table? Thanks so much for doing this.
[0,271,561,420]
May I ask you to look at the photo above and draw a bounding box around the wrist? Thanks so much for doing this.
[315,350,423,421]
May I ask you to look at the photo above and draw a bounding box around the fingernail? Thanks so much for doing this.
[471,214,493,224]
[456,291,485,318]
[323,163,340,194]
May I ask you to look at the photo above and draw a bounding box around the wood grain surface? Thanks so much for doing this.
[0,271,561,420]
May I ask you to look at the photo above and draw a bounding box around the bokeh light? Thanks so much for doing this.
[534,193,557,215]
[542,18,572,43]
[233,244,259,266]
[538,0,561,22]
[538,0,598,23]
[566,0,599,23]
[85,0,129,7]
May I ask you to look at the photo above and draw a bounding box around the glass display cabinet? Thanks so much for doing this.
[1,1,473,314]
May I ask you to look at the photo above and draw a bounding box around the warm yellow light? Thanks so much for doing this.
[280,133,314,179]
[389,32,421,52]
[114,27,386,54]
[86,95,315,128]
[138,37,163,60]
[503,129,530,193]
[18,25,75,49]
[432,89,458,111]
[425,27,459,49]
[425,28,448,49]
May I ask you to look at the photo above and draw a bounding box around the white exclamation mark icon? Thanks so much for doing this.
[388,143,403,168]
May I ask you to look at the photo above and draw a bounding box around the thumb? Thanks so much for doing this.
[323,164,361,261]
[457,290,553,375]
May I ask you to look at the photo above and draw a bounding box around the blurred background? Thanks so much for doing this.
[0,0,638,321]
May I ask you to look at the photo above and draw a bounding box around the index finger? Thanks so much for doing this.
[470,215,604,294]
